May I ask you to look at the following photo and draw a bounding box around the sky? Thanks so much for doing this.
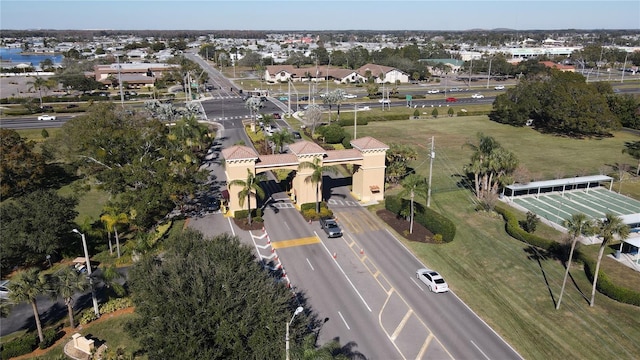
[1,0,639,31]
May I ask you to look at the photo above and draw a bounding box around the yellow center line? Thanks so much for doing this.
[271,237,320,249]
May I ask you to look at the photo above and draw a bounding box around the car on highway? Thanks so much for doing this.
[37,114,56,121]
[427,89,440,94]
[416,268,449,293]
[494,85,505,90]
[343,93,357,99]
[278,96,288,101]
[319,217,342,238]
[471,93,485,99]
[299,96,309,101]
[445,97,457,102]
[449,87,464,92]
[0,280,10,300]
[378,99,391,104]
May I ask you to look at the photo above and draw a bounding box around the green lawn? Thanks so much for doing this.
[358,116,640,360]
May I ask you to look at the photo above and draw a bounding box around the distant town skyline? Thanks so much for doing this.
[1,1,639,32]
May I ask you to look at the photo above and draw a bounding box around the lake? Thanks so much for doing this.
[0,48,64,66]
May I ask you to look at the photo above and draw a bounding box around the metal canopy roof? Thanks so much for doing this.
[506,175,613,192]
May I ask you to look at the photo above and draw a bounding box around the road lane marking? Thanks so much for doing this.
[410,277,425,292]
[314,231,372,312]
[338,311,351,330]
[390,309,414,341]
[417,333,434,359]
[471,340,491,360]
[226,217,236,236]
[271,237,320,249]
[284,221,291,230]
[306,258,315,271]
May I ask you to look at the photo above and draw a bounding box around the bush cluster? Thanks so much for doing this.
[234,208,263,221]
[385,195,456,242]
[300,202,333,221]
[79,308,99,325]
[99,297,133,314]
[38,327,61,350]
[495,203,640,306]
[1,333,37,358]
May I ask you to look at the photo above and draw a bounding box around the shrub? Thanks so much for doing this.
[38,327,60,350]
[1,334,37,358]
[433,234,443,243]
[300,202,332,221]
[79,308,99,325]
[385,195,456,242]
[317,124,346,144]
[234,208,263,220]
[99,297,133,314]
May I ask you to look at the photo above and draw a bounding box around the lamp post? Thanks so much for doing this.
[486,58,493,89]
[285,306,304,360]
[353,104,358,140]
[72,229,100,317]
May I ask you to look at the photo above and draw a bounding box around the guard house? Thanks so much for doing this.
[222,137,388,214]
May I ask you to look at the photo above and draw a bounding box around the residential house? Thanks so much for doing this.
[92,62,178,89]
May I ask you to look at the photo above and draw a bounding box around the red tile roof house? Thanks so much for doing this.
[540,61,576,72]
[265,63,410,84]
[91,63,179,89]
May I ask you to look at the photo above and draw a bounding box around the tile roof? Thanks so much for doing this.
[221,145,259,161]
[324,149,363,162]
[350,136,389,151]
[255,154,299,168]
[288,141,326,156]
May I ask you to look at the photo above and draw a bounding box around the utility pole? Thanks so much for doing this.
[116,54,125,109]
[486,58,492,89]
[354,104,358,140]
[427,136,435,207]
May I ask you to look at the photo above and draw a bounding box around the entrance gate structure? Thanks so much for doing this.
[221,137,389,214]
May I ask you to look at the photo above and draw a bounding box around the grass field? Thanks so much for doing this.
[357,116,640,360]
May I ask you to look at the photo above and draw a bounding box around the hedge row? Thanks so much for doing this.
[457,110,491,117]
[495,203,640,306]
[234,208,263,221]
[385,195,456,242]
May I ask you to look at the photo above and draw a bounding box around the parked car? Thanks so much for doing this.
[292,131,302,139]
[416,268,449,293]
[319,217,342,238]
[471,93,485,99]
[273,112,282,119]
[427,89,440,94]
[445,97,457,103]
[38,114,56,121]
[494,85,505,90]
[0,280,10,300]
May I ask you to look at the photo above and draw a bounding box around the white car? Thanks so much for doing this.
[0,280,10,300]
[343,94,357,99]
[416,268,449,293]
[471,93,485,99]
[38,114,56,121]
[494,85,505,90]
[378,99,391,104]
[427,89,440,94]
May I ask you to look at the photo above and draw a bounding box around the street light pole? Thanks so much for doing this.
[72,229,100,317]
[427,136,435,207]
[285,306,304,360]
[486,58,493,89]
[354,104,358,140]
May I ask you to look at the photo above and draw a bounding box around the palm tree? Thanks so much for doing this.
[96,264,125,297]
[399,174,429,234]
[557,213,593,310]
[298,158,339,213]
[52,266,89,328]
[228,169,266,225]
[590,213,630,307]
[27,76,53,108]
[270,129,294,154]
[8,268,48,342]
[100,210,129,258]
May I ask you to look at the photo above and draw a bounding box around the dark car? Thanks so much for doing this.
[320,217,342,238]
[292,131,302,139]
[299,96,309,101]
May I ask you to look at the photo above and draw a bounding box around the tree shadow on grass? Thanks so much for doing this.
[524,246,557,308]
